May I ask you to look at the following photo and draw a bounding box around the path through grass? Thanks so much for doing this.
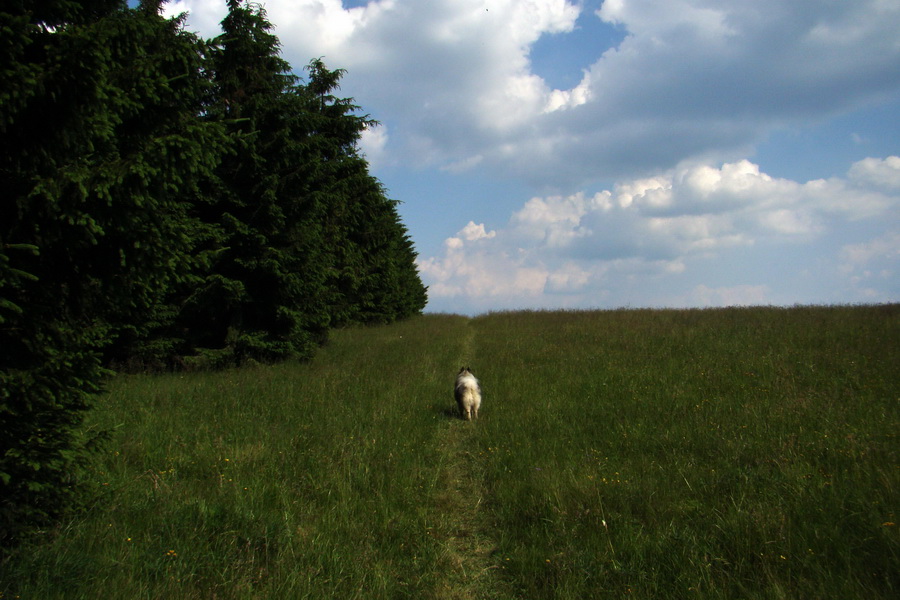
[428,317,509,599]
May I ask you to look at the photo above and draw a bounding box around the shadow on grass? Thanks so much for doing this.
[440,406,459,419]
[433,402,466,420]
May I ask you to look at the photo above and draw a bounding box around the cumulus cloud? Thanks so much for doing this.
[417,224,548,303]
[418,157,900,312]
[848,156,900,190]
[167,0,900,185]
[358,123,390,168]
[164,0,227,33]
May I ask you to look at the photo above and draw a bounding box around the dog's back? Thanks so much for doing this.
[455,367,482,420]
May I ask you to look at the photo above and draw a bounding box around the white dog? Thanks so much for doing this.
[454,367,482,421]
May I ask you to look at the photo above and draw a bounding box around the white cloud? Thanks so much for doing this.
[545,262,593,294]
[358,123,389,167]
[510,192,604,245]
[164,0,227,33]
[848,156,900,190]
[839,231,900,275]
[458,221,497,241]
[598,0,736,40]
[419,157,900,312]
[418,225,547,304]
[544,75,592,112]
[168,1,900,185]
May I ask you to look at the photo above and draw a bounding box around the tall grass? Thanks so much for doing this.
[471,306,898,598]
[3,315,471,599]
[2,306,897,599]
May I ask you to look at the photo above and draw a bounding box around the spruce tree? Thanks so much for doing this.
[1,0,224,543]
[181,2,336,364]
[301,59,428,325]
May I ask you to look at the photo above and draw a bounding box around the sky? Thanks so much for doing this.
[163,0,900,314]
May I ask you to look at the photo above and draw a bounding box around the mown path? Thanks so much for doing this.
[429,318,507,600]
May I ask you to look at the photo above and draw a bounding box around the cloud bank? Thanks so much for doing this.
[418,157,900,312]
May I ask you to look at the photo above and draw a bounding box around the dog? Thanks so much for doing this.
[454,367,482,421]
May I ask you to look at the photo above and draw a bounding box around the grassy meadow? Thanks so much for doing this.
[2,305,898,599]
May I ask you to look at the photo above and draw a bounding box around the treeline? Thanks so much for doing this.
[0,0,426,545]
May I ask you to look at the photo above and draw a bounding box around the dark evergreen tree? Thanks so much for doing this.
[318,149,428,325]
[0,0,225,544]
[178,4,347,363]
[167,3,425,365]
[302,59,428,325]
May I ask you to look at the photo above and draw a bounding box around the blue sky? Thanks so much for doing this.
[164,0,900,314]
